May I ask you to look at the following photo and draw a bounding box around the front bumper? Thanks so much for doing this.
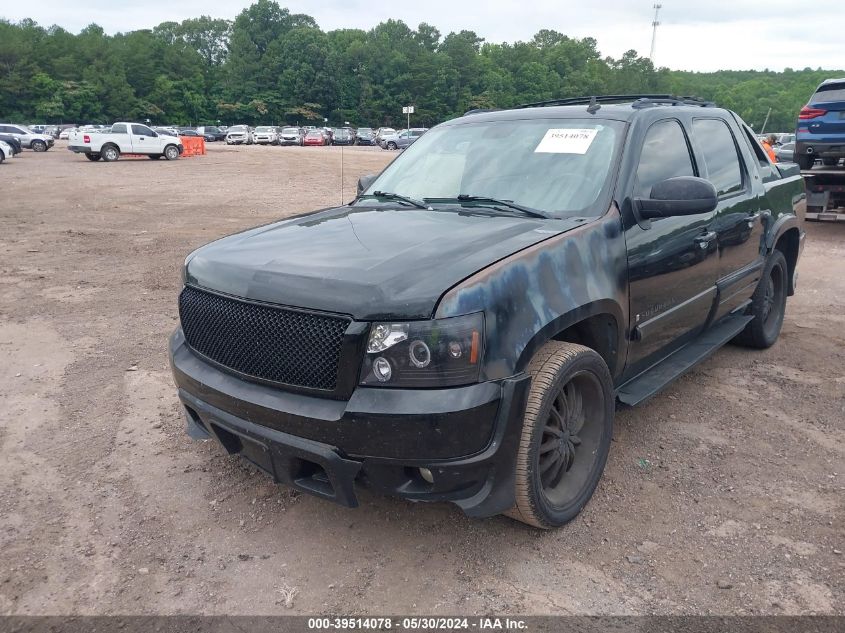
[169,328,528,517]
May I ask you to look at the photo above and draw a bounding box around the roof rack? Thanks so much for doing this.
[516,94,716,110]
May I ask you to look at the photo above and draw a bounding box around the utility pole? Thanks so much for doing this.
[649,4,662,63]
[760,108,772,135]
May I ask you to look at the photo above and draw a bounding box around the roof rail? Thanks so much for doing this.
[463,108,501,116]
[516,94,716,110]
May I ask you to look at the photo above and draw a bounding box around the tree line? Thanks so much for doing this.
[1,0,841,132]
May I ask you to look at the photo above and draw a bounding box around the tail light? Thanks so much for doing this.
[83,135,90,143]
[799,105,827,119]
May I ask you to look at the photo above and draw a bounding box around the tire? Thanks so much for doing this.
[31,140,47,152]
[506,341,614,529]
[164,145,180,160]
[822,157,838,166]
[0,151,4,164]
[101,145,120,162]
[732,250,788,349]
[85,153,101,161]
[149,154,162,160]
[796,154,815,170]
[387,142,397,150]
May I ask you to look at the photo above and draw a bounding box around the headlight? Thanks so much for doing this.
[360,313,483,388]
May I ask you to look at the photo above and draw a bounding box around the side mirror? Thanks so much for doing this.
[635,176,718,219]
[357,174,377,195]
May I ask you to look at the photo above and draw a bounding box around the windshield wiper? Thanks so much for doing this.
[359,191,430,209]
[427,194,550,219]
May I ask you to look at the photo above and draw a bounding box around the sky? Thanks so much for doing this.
[3,0,844,73]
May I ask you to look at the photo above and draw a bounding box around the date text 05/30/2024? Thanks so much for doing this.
[307,617,528,630]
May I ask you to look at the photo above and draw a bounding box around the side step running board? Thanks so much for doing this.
[616,314,753,407]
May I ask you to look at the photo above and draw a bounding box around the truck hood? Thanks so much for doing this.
[185,205,579,320]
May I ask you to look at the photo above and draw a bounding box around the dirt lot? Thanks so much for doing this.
[1,143,843,616]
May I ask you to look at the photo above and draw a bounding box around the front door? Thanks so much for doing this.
[623,118,721,376]
[130,124,160,153]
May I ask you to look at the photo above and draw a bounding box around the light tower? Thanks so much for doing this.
[649,4,662,63]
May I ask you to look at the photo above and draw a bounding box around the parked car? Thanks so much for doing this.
[0,139,15,163]
[374,127,396,146]
[58,128,73,140]
[154,127,179,137]
[279,127,304,146]
[795,77,845,169]
[67,122,183,161]
[775,133,795,146]
[332,128,355,146]
[303,129,327,146]
[179,129,202,137]
[0,124,55,151]
[0,134,23,155]
[253,126,280,145]
[225,125,253,145]
[773,142,795,163]
[355,127,375,145]
[169,95,805,528]
[380,128,428,150]
[197,126,226,142]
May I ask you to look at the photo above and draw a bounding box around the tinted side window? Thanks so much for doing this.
[635,120,695,197]
[112,124,127,134]
[131,124,153,136]
[692,119,743,196]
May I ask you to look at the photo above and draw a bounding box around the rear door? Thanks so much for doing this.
[689,117,763,320]
[808,81,845,140]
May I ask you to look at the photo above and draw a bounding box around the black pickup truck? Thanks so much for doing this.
[169,95,805,528]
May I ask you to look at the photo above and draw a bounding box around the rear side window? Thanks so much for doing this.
[692,119,743,196]
[112,124,127,134]
[635,119,695,198]
[812,82,845,103]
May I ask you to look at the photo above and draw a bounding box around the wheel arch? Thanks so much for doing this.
[773,226,801,296]
[515,300,625,379]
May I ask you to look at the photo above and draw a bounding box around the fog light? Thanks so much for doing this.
[419,467,434,484]
[373,356,392,382]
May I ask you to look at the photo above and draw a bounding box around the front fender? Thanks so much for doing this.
[435,208,629,381]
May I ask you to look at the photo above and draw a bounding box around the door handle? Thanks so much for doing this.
[695,231,717,248]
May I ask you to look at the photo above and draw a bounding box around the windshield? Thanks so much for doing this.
[362,118,624,217]
[358,128,372,134]
[306,131,322,138]
[229,126,247,132]
[255,126,274,132]
[282,128,299,134]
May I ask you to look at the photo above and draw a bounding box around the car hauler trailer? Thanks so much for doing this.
[803,162,845,221]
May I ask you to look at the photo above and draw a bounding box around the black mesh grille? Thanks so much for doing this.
[179,286,349,391]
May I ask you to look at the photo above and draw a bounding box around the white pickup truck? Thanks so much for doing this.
[68,122,184,162]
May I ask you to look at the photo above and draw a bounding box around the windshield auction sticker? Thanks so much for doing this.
[534,128,598,154]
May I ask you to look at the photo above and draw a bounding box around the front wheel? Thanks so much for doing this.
[506,341,614,529]
[387,142,397,150]
[732,250,787,349]
[31,140,47,152]
[164,145,180,160]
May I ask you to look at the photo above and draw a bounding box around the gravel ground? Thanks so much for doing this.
[0,142,843,616]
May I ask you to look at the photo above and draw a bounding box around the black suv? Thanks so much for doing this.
[169,95,805,528]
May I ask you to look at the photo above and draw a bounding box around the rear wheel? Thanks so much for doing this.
[506,341,613,529]
[85,153,101,161]
[733,250,788,349]
[796,154,815,170]
[101,145,120,162]
[164,145,180,160]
